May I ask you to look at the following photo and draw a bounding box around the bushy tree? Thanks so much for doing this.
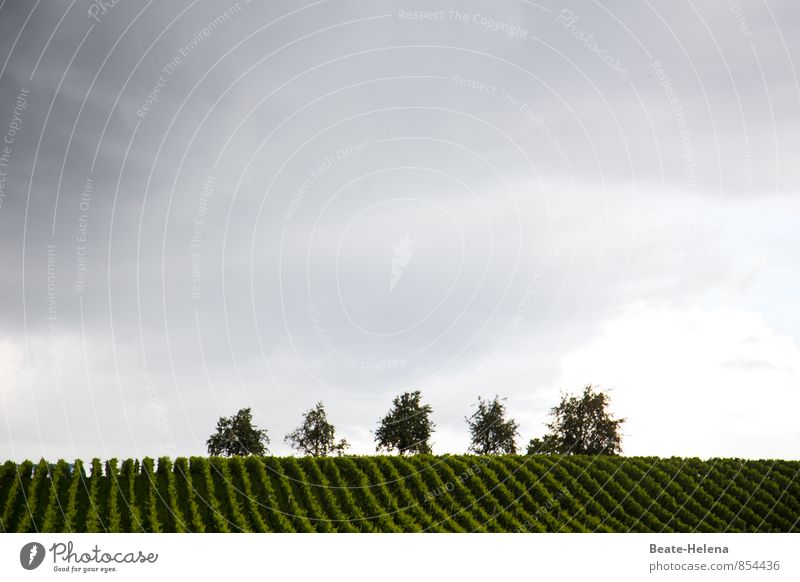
[375,391,435,455]
[529,385,625,455]
[525,435,559,455]
[466,396,519,454]
[285,402,349,457]
[206,407,270,456]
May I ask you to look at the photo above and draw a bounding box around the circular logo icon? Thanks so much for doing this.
[20,542,46,570]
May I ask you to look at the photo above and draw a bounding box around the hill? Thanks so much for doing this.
[1,455,798,532]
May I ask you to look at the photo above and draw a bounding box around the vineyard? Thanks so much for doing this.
[1,455,798,532]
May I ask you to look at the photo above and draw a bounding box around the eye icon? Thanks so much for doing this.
[20,542,46,570]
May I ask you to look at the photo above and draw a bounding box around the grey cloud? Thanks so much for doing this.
[1,0,798,460]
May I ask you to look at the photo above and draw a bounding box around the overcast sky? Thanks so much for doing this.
[1,0,798,462]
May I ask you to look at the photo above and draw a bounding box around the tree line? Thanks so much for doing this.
[206,384,625,458]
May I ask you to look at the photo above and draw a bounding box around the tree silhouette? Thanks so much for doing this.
[528,385,625,455]
[206,408,270,456]
[285,402,349,457]
[375,391,435,455]
[466,396,519,454]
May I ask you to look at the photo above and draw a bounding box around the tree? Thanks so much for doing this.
[466,395,519,454]
[206,407,270,456]
[374,391,435,455]
[529,385,625,455]
[285,402,350,457]
[525,435,559,455]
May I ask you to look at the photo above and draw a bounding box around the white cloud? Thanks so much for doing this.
[559,304,800,459]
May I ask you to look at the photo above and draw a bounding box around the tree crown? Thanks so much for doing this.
[206,407,270,457]
[528,385,625,455]
[374,390,435,455]
[285,402,349,457]
[466,395,519,455]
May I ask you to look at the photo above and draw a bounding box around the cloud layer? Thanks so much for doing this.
[0,0,798,460]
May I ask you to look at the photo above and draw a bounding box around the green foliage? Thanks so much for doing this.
[207,407,270,457]
[139,458,162,533]
[285,402,349,457]
[526,435,560,455]
[0,455,796,532]
[374,391,435,455]
[16,459,49,532]
[63,460,86,532]
[228,457,268,532]
[105,459,122,532]
[157,457,187,532]
[190,456,229,533]
[41,460,69,532]
[209,457,249,532]
[466,396,519,455]
[172,458,204,533]
[1,460,33,532]
[242,456,292,531]
[85,459,105,532]
[119,459,142,532]
[530,385,626,455]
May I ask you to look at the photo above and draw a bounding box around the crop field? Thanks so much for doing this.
[1,455,798,533]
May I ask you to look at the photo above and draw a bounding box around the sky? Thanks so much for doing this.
[0,0,798,461]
